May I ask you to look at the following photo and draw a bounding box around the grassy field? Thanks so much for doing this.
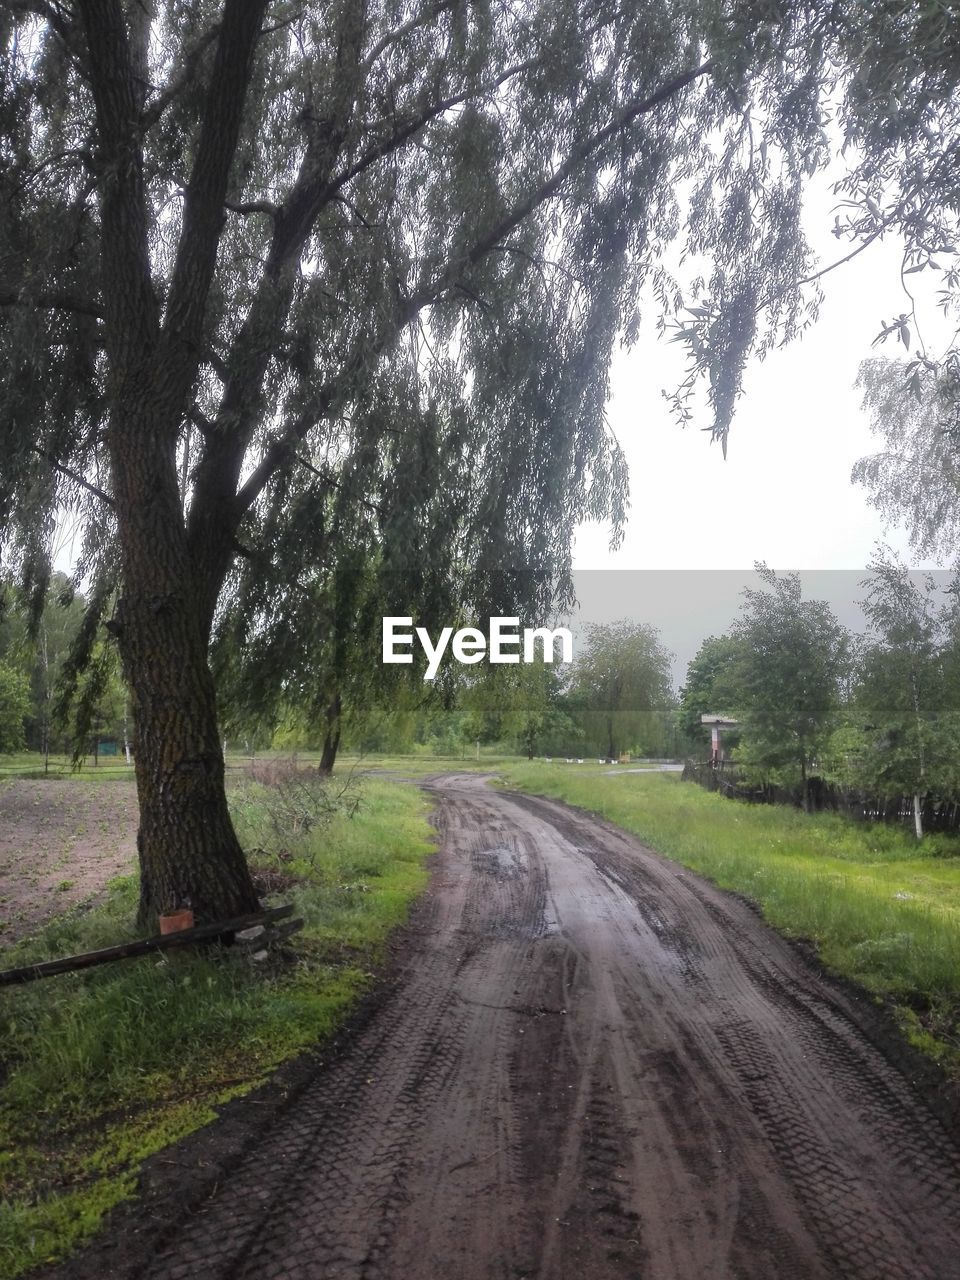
[500,762,960,1067]
[0,774,434,1280]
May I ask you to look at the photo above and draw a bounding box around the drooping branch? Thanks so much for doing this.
[328,51,548,199]
[410,59,715,309]
[360,0,457,71]
[232,59,715,524]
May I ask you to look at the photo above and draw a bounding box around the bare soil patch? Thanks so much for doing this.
[0,777,137,947]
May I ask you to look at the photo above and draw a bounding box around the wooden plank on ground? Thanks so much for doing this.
[0,903,295,987]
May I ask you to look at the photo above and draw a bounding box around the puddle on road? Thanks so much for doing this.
[472,843,525,880]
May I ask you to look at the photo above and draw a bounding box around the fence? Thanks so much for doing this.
[681,760,960,835]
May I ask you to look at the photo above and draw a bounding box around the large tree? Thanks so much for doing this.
[571,619,673,759]
[677,633,742,749]
[729,566,849,809]
[3,1,958,921]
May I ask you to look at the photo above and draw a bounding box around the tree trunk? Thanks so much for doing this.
[117,586,259,925]
[913,792,924,841]
[318,692,342,776]
[79,0,269,928]
[110,415,259,928]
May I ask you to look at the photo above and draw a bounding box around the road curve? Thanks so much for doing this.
[141,773,960,1280]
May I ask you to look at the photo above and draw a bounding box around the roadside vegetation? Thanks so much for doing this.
[500,763,960,1071]
[0,771,434,1280]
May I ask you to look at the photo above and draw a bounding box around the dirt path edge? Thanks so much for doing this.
[505,787,960,1142]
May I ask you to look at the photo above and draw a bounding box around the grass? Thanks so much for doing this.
[499,762,960,1068]
[0,775,434,1280]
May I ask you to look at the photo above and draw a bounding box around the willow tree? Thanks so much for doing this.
[2,0,953,922]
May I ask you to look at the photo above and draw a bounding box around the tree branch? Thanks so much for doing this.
[361,0,457,72]
[231,60,715,521]
[9,0,85,66]
[410,59,714,310]
[329,7,639,203]
[32,447,115,508]
[76,0,158,364]
[141,22,222,131]
[159,0,271,405]
[329,51,547,199]
[0,288,103,319]
[225,199,280,218]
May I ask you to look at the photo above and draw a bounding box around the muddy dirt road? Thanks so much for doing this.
[130,774,960,1279]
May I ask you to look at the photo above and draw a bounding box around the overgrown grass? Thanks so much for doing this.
[0,776,434,1279]
[500,763,960,1067]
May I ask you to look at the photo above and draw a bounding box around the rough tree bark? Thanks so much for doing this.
[109,467,259,922]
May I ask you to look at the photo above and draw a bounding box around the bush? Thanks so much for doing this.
[231,760,362,864]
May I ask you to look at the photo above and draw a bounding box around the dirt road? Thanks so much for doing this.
[116,774,960,1279]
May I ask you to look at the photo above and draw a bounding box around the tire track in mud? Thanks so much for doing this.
[127,775,960,1279]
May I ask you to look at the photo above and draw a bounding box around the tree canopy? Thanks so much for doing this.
[3,0,960,917]
[727,566,848,807]
[571,619,673,759]
[854,358,960,562]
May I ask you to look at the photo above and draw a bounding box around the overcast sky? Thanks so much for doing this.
[572,170,952,576]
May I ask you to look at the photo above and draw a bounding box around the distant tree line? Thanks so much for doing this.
[679,558,960,837]
[220,615,680,764]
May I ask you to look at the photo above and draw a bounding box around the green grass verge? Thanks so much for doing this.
[0,777,434,1280]
[500,762,960,1068]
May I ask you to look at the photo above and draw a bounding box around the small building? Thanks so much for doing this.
[701,715,739,764]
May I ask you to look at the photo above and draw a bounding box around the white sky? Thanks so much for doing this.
[573,173,952,575]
